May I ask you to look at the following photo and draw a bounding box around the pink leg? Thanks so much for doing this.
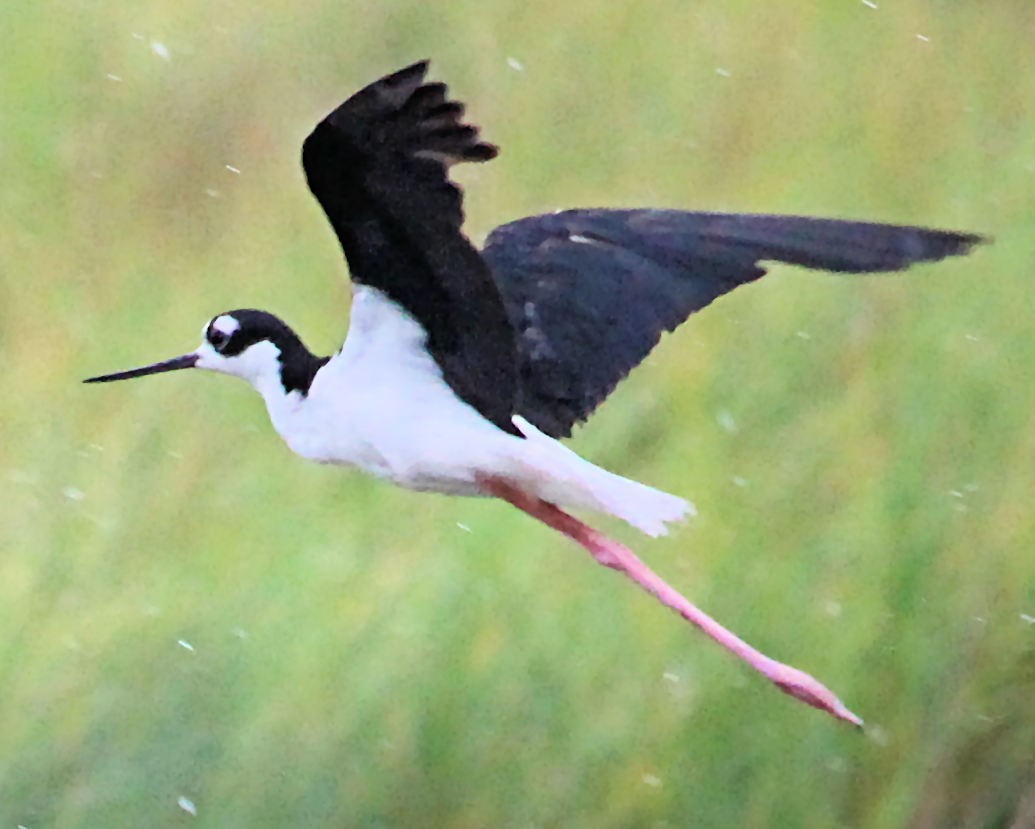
[478,476,862,727]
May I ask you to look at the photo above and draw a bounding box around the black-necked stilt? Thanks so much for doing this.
[86,61,986,726]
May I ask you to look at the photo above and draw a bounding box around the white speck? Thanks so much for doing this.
[964,333,980,341]
[861,0,877,8]
[732,476,749,488]
[231,626,249,639]
[225,164,241,174]
[1021,614,1035,625]
[131,32,145,40]
[964,482,980,492]
[149,40,171,61]
[106,73,123,82]
[456,522,472,533]
[916,33,930,42]
[972,616,986,625]
[568,233,594,244]
[506,57,524,72]
[796,330,812,340]
[642,773,663,788]
[662,671,680,683]
[716,410,738,433]
[62,486,85,502]
[715,67,731,78]
[867,724,889,746]
[177,796,197,816]
[824,600,843,618]
[177,639,195,652]
[949,489,964,498]
[204,188,221,198]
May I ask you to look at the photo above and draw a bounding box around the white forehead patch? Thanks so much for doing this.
[210,314,241,337]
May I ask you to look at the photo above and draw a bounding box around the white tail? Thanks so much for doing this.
[511,416,694,537]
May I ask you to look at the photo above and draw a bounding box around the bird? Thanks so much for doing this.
[85,60,986,726]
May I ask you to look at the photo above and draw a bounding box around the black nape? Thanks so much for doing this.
[214,309,329,396]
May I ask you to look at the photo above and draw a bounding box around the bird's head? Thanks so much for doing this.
[85,309,323,395]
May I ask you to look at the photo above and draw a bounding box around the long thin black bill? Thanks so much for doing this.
[84,353,199,383]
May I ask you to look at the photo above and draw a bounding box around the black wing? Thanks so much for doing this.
[482,209,986,438]
[302,61,520,435]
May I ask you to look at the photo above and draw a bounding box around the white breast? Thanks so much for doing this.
[269,286,516,493]
[252,286,690,536]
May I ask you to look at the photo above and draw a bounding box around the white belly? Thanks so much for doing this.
[259,286,690,536]
[268,286,520,493]
[302,379,521,495]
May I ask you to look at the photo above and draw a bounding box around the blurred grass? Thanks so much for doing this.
[2,0,1034,826]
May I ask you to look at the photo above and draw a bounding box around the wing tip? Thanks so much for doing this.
[953,230,992,255]
[312,61,498,169]
[907,226,990,269]
[463,140,499,163]
[381,59,431,89]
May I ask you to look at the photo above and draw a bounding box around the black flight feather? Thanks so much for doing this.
[301,60,519,435]
[483,209,986,437]
[303,63,987,441]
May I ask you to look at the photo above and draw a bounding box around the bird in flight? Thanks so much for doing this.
[86,60,985,725]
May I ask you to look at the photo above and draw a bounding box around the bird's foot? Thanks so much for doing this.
[477,474,862,727]
[760,661,863,727]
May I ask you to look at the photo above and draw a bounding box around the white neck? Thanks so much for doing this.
[195,338,305,434]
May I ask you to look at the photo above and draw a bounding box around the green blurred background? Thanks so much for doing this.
[2,0,1033,826]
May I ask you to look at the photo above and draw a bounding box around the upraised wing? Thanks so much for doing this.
[483,209,985,438]
[302,61,521,434]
